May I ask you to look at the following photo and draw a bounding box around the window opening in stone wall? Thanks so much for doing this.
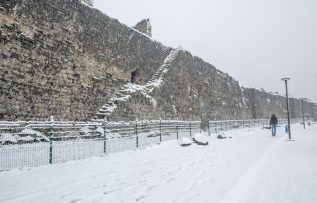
[131,69,138,83]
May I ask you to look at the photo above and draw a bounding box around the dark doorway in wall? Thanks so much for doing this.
[131,69,138,83]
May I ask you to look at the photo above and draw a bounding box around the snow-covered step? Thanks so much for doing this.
[94,47,182,119]
[98,109,112,113]
[96,112,111,116]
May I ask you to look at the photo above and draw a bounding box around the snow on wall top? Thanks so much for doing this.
[133,19,152,37]
[80,0,94,7]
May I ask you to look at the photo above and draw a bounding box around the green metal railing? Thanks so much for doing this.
[0,118,304,171]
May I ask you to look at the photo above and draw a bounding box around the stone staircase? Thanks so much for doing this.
[94,47,182,120]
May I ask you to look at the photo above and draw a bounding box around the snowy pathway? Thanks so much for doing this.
[1,124,317,203]
[221,124,317,203]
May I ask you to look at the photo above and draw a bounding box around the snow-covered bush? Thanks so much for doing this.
[147,130,160,137]
[0,133,17,144]
[193,133,208,145]
[178,137,192,147]
[18,128,49,142]
[217,134,226,139]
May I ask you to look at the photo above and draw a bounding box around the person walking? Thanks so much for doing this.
[270,114,278,136]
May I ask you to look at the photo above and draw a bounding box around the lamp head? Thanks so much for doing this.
[281,77,290,81]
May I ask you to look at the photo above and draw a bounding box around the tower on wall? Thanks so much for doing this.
[133,19,152,37]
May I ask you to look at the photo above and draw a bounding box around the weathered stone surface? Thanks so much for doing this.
[0,0,316,123]
[0,0,168,121]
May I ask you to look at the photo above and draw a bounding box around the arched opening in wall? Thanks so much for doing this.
[131,69,138,83]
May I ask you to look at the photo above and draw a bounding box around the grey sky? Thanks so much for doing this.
[94,0,317,101]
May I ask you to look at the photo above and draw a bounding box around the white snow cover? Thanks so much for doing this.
[145,19,152,37]
[178,137,192,146]
[19,128,49,142]
[16,136,34,142]
[0,133,17,143]
[1,124,317,202]
[19,128,42,136]
[80,126,93,134]
[95,126,105,136]
[79,0,93,7]
[193,133,208,144]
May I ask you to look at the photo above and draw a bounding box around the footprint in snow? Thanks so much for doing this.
[136,195,146,202]
[60,192,74,198]
[147,185,155,192]
[70,198,83,203]
[103,188,121,195]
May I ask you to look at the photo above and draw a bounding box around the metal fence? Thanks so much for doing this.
[0,118,302,171]
[0,120,201,171]
[207,118,301,135]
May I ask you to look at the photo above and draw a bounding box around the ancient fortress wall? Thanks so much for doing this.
[0,0,169,120]
[0,0,316,123]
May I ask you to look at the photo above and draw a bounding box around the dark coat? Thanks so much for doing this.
[270,116,278,125]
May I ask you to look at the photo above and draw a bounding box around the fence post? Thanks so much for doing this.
[208,120,210,136]
[215,122,218,133]
[72,122,76,134]
[200,119,202,134]
[243,120,245,128]
[226,121,228,131]
[135,119,138,148]
[159,117,162,142]
[190,118,192,137]
[176,117,179,140]
[49,118,54,164]
[103,117,107,154]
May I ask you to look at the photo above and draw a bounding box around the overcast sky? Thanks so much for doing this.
[94,0,317,101]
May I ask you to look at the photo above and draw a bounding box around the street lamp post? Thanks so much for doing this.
[300,98,306,129]
[281,77,291,140]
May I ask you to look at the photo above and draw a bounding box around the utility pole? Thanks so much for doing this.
[281,77,292,140]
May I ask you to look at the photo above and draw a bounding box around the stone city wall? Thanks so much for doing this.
[0,0,315,123]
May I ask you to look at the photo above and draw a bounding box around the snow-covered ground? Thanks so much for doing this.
[1,123,317,203]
